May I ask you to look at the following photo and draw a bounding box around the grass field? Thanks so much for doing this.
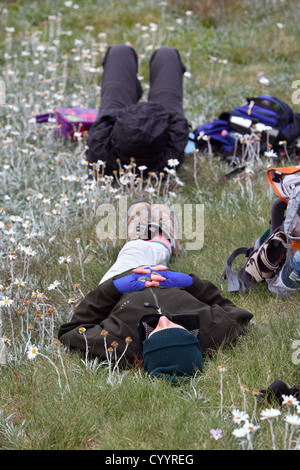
[0,0,299,452]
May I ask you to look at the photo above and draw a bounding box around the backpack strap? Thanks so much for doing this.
[223,246,254,292]
[284,194,300,243]
[35,113,53,123]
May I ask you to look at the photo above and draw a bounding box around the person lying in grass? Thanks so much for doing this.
[58,202,253,382]
[86,44,189,176]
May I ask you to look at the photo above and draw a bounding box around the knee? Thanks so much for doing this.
[103,44,138,67]
[153,46,178,60]
[110,44,132,53]
[107,44,136,59]
[150,46,184,72]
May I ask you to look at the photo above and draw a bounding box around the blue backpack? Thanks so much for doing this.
[194,95,299,156]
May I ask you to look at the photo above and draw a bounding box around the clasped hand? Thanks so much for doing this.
[113,265,193,293]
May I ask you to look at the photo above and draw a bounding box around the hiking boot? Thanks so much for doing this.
[127,200,151,241]
[150,204,186,257]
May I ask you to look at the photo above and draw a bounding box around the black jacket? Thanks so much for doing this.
[58,269,253,366]
[86,101,189,174]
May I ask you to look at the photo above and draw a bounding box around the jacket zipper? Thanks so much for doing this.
[149,288,163,315]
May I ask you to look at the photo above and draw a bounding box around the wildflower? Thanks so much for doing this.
[243,420,260,436]
[145,187,156,195]
[32,291,46,299]
[46,306,56,317]
[47,280,61,290]
[14,278,26,287]
[8,250,17,260]
[282,394,299,408]
[264,149,278,158]
[163,167,176,176]
[232,427,247,439]
[258,76,270,86]
[59,255,71,264]
[210,429,223,440]
[52,208,60,215]
[232,409,249,425]
[239,421,260,449]
[285,414,300,426]
[240,384,249,394]
[9,215,23,223]
[260,408,280,450]
[167,158,179,168]
[119,175,129,186]
[26,345,38,360]
[260,408,281,420]
[0,296,13,307]
[76,197,87,205]
[24,247,36,257]
[285,414,300,450]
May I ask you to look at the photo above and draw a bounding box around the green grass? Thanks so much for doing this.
[0,0,299,451]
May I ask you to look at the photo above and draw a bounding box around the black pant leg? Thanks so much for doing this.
[148,46,186,115]
[100,44,143,111]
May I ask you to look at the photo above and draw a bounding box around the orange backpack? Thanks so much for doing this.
[267,165,300,250]
[224,165,300,292]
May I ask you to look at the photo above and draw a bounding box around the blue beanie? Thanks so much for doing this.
[143,328,203,382]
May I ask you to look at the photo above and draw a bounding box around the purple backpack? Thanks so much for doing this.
[35,107,98,140]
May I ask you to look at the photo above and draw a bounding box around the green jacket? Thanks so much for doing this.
[58,270,253,365]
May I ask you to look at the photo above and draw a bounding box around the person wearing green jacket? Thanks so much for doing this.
[58,202,253,381]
